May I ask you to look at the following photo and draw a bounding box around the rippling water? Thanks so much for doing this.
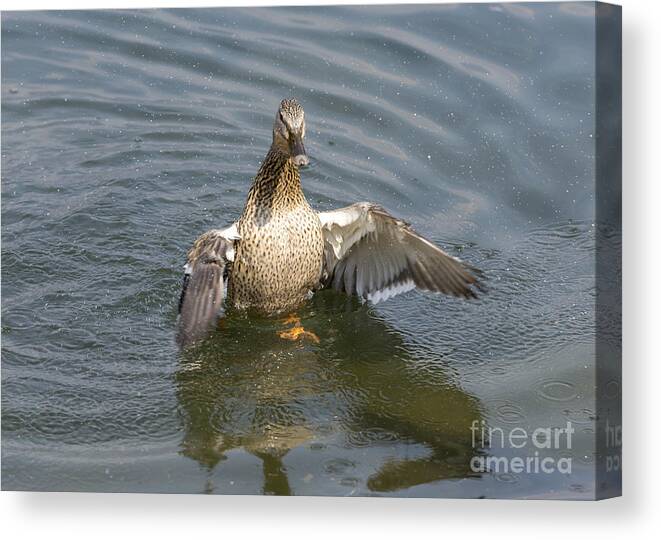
[2,3,606,497]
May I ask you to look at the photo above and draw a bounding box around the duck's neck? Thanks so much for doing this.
[243,146,307,219]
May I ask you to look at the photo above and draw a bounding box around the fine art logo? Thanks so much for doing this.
[470,420,575,475]
[605,419,622,472]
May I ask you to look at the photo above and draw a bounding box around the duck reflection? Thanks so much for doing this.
[176,292,484,495]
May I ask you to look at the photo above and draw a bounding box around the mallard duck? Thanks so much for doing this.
[177,98,482,347]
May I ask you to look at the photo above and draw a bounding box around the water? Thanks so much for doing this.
[2,3,606,497]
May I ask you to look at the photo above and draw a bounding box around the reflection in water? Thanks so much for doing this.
[176,292,484,495]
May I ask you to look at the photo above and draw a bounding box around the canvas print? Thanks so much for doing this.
[1,2,621,499]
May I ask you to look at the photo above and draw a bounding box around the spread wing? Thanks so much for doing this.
[176,224,240,347]
[319,203,482,303]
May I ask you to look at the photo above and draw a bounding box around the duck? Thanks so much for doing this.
[176,98,482,347]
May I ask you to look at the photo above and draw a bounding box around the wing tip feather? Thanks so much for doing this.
[176,262,225,348]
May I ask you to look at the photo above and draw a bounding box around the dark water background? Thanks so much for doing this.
[2,3,605,497]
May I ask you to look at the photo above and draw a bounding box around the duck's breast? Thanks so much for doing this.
[229,205,324,312]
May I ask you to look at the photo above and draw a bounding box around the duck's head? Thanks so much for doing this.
[272,98,308,167]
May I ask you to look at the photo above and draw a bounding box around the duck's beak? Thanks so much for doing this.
[291,135,309,167]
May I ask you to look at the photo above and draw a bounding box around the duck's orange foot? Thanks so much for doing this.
[279,315,320,344]
[281,314,301,326]
[279,325,320,343]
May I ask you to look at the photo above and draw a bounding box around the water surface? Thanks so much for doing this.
[2,3,604,497]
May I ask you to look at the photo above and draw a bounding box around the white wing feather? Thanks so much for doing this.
[319,203,481,303]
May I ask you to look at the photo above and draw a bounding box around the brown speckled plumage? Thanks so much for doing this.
[229,146,324,312]
[176,98,483,347]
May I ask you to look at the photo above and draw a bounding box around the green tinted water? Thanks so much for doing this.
[2,3,610,497]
